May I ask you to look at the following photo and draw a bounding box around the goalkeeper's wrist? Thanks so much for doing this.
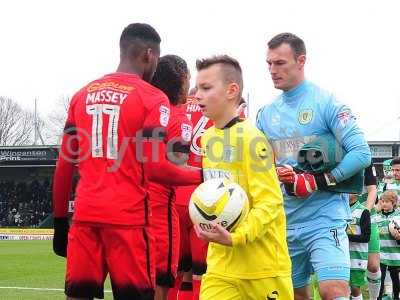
[314,173,336,189]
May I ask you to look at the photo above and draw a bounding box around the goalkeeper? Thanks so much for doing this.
[256,32,371,299]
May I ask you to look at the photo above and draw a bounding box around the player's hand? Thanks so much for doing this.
[292,173,318,198]
[53,217,69,257]
[276,164,296,183]
[392,229,400,241]
[279,172,318,198]
[194,223,232,246]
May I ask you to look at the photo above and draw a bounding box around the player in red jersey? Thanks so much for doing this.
[149,55,193,300]
[173,93,212,300]
[52,23,202,300]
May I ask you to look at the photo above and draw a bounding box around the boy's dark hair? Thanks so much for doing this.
[196,55,243,100]
[391,157,400,166]
[119,23,161,56]
[151,55,189,105]
[268,33,306,58]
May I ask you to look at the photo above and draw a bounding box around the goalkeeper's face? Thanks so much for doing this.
[195,64,239,122]
[267,43,306,91]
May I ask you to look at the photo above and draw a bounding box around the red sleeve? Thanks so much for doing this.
[166,113,192,155]
[52,98,78,218]
[141,96,202,186]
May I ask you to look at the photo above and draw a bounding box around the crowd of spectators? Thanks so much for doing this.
[0,179,52,227]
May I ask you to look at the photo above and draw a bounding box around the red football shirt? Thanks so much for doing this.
[148,104,193,203]
[60,73,171,226]
[175,97,213,206]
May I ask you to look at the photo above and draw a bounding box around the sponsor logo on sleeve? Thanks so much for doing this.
[337,108,355,127]
[159,105,170,127]
[181,123,193,142]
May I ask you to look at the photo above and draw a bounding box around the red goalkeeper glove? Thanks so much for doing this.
[276,165,334,198]
[292,173,318,198]
[276,165,296,183]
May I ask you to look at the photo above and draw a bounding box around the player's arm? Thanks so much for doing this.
[364,164,378,210]
[52,101,77,257]
[165,117,191,166]
[347,210,371,243]
[230,135,283,246]
[141,100,201,186]
[277,99,373,198]
[325,98,371,183]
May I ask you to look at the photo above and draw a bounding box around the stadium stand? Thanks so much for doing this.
[0,179,51,227]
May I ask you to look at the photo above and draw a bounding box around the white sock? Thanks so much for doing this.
[351,294,363,300]
[367,270,381,300]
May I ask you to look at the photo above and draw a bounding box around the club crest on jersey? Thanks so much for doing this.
[298,109,313,125]
[181,124,192,142]
[159,105,170,127]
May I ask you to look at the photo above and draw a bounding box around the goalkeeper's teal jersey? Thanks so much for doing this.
[256,80,371,228]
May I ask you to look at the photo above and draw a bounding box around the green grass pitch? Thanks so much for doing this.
[0,241,380,299]
[0,241,112,299]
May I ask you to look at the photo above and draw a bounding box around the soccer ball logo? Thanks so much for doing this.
[189,178,249,232]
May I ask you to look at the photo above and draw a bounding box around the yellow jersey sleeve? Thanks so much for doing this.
[231,132,283,246]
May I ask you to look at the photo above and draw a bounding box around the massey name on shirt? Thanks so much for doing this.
[86,90,128,105]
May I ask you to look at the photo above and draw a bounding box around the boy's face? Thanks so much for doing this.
[195,64,232,121]
[381,198,394,212]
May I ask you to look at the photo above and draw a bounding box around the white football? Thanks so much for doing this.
[189,178,249,232]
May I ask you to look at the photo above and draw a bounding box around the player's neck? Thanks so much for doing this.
[283,75,306,92]
[116,61,143,78]
[383,208,394,214]
[214,108,238,129]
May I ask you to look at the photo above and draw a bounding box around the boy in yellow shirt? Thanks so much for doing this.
[194,55,293,300]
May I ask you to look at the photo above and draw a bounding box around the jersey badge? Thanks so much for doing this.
[298,109,313,125]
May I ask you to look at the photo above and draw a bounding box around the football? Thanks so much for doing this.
[189,178,249,232]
